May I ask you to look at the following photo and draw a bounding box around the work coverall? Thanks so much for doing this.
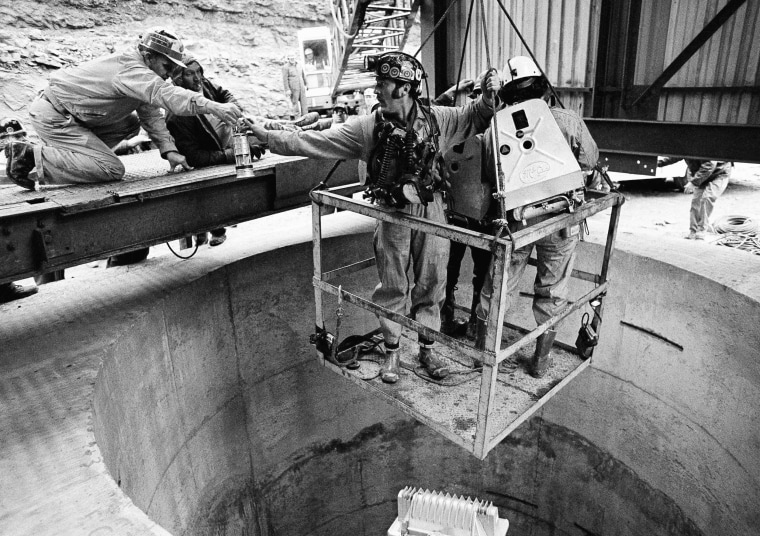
[282,63,308,118]
[166,57,247,244]
[264,98,494,348]
[27,47,215,185]
[477,105,599,326]
[686,160,732,235]
[166,59,240,167]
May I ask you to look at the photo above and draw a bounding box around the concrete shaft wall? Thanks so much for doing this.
[91,232,760,536]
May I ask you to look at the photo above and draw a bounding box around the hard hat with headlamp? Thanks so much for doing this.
[0,117,26,150]
[138,28,186,68]
[364,52,425,86]
[0,118,25,139]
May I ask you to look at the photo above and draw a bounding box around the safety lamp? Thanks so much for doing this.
[233,130,255,178]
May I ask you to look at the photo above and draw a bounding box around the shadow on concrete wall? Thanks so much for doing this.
[92,233,760,536]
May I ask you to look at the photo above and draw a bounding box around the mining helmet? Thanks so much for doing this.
[0,117,25,139]
[365,52,425,85]
[334,95,350,110]
[139,29,186,68]
[501,55,543,90]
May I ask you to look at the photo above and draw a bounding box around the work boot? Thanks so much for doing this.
[5,140,37,191]
[0,282,38,304]
[210,234,227,247]
[419,346,448,379]
[107,247,150,267]
[380,347,400,383]
[685,231,704,240]
[529,329,557,378]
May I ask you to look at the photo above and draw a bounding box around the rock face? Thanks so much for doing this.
[0,0,333,122]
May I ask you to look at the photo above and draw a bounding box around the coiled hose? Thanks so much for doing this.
[375,131,403,190]
[713,215,759,234]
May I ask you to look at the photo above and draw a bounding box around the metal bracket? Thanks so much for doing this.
[32,226,75,265]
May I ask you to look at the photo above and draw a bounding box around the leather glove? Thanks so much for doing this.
[249,141,266,160]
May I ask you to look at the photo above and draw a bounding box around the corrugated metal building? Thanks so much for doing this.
[422,0,759,169]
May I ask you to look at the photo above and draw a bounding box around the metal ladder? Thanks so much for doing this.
[330,0,421,98]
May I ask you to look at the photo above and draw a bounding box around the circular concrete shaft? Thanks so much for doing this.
[1,211,758,536]
[91,233,760,536]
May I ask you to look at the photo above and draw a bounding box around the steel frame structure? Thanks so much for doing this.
[310,189,624,458]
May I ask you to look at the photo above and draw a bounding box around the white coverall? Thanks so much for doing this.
[27,47,215,185]
[265,99,494,347]
[477,105,599,326]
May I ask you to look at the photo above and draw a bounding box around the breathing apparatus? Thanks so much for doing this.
[362,52,442,208]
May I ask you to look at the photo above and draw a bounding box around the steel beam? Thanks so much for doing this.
[585,119,760,164]
[0,155,360,285]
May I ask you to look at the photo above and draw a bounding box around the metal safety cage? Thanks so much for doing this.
[311,188,624,459]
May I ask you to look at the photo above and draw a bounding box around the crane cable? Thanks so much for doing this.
[412,0,466,58]
[452,0,477,106]
[493,0,564,109]
[475,0,508,227]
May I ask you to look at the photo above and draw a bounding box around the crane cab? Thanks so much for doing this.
[297,27,334,114]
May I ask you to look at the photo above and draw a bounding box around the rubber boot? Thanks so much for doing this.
[474,318,488,352]
[419,346,449,379]
[472,318,488,368]
[529,329,557,378]
[465,290,481,340]
[441,288,467,337]
[380,348,400,383]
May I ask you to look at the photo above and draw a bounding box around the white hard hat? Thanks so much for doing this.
[502,55,542,88]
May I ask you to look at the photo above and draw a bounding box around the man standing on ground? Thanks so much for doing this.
[248,52,501,383]
[282,53,308,120]
[658,158,732,240]
[5,28,242,190]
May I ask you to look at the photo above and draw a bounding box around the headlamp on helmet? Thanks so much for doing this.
[364,52,425,85]
[0,118,25,139]
[0,117,25,150]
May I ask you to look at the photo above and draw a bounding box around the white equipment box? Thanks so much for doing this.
[388,487,509,536]
[490,98,583,212]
